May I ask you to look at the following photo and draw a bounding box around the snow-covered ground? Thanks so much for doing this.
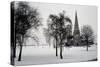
[15,45,97,66]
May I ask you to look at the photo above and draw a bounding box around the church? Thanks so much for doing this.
[73,11,81,46]
[66,11,81,46]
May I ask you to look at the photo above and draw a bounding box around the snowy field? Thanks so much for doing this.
[15,45,97,66]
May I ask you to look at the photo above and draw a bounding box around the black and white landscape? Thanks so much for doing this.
[11,1,97,66]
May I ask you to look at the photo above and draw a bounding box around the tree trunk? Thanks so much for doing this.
[60,45,63,59]
[18,44,22,61]
[18,35,24,61]
[56,39,58,56]
[56,47,58,56]
[87,45,88,51]
[86,38,88,51]
[59,34,63,59]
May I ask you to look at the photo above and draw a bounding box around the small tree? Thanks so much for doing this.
[81,25,94,51]
[14,2,41,61]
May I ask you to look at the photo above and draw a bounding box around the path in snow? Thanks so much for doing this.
[15,45,97,66]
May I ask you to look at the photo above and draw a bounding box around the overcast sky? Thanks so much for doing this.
[29,2,97,33]
[27,2,97,45]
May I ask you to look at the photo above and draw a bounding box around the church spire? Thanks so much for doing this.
[73,11,80,36]
[73,11,81,46]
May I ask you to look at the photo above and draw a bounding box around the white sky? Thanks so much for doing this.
[27,2,97,45]
[29,2,97,33]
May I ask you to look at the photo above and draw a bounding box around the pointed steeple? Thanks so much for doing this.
[73,11,81,46]
[73,11,80,36]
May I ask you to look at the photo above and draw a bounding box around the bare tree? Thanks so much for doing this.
[58,11,72,59]
[81,25,94,51]
[48,11,72,59]
[14,2,42,61]
[47,14,59,56]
